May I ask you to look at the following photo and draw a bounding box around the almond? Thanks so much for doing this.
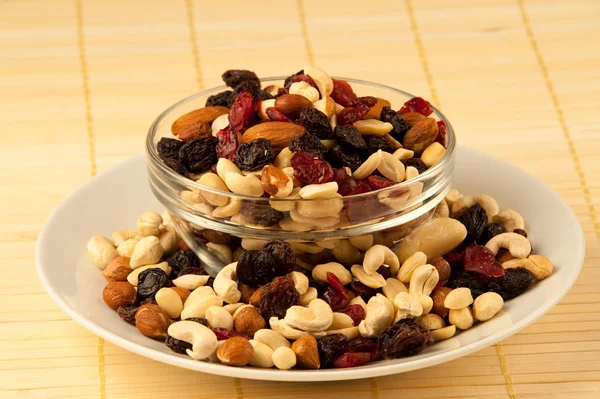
[102,256,132,282]
[274,94,312,119]
[102,281,136,310]
[243,122,306,150]
[135,303,171,339]
[249,285,264,307]
[291,335,320,369]
[171,106,229,141]
[170,286,191,304]
[399,111,426,127]
[362,97,391,120]
[217,336,254,366]
[402,117,438,153]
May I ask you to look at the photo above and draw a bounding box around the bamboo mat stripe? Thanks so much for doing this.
[495,342,517,399]
[186,0,204,92]
[297,0,315,68]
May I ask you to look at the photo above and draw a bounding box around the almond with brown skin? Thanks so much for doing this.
[249,285,264,307]
[170,286,191,304]
[171,106,229,141]
[217,337,254,366]
[135,303,171,339]
[291,335,320,369]
[274,94,312,119]
[102,256,132,282]
[102,281,136,310]
[242,122,306,150]
[402,117,438,153]
[399,111,426,127]
[431,287,452,318]
[362,97,391,120]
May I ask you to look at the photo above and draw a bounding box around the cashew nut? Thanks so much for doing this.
[283,299,333,332]
[325,326,360,340]
[181,294,223,319]
[87,236,118,269]
[158,224,178,255]
[351,264,387,289]
[312,262,352,285]
[279,217,313,232]
[287,271,309,295]
[299,287,318,306]
[272,346,297,370]
[289,81,319,103]
[472,292,504,321]
[434,199,450,218]
[452,195,499,222]
[224,171,264,197]
[445,188,462,208]
[444,288,474,309]
[127,262,172,286]
[112,230,142,247]
[431,325,456,342]
[329,312,354,330]
[313,95,336,118]
[409,264,439,298]
[493,208,525,231]
[363,245,400,275]
[205,305,234,330]
[349,296,367,311]
[358,294,395,338]
[449,307,474,330]
[394,292,423,320]
[130,236,164,268]
[303,66,333,97]
[485,232,531,258]
[269,317,309,340]
[155,287,183,319]
[212,198,242,218]
[172,274,210,290]
[168,320,218,360]
[249,339,274,368]
[421,142,446,168]
[349,234,374,251]
[274,147,293,169]
[254,329,291,350]
[213,262,241,304]
[137,212,163,236]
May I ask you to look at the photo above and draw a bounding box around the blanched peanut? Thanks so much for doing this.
[156,287,183,319]
[289,209,339,228]
[261,165,293,198]
[290,242,324,254]
[354,120,393,136]
[241,238,268,250]
[181,294,223,320]
[312,262,352,285]
[270,187,301,212]
[137,212,163,237]
[472,292,503,321]
[87,236,118,269]
[418,313,445,330]
[332,239,362,265]
[206,305,234,330]
[299,287,318,306]
[172,274,210,290]
[421,142,446,167]
[225,172,264,197]
[258,99,276,120]
[130,236,164,268]
[117,238,139,258]
[349,234,373,251]
[329,312,354,330]
[382,278,407,302]
[394,292,423,319]
[449,307,474,330]
[198,173,230,207]
[296,195,343,219]
[378,151,406,182]
[271,346,297,370]
[279,217,313,232]
[216,158,242,183]
[211,113,230,136]
[397,251,427,282]
[393,148,415,161]
[254,329,291,350]
[444,288,474,309]
[431,325,456,342]
[249,339,274,368]
[353,150,382,180]
[274,147,294,169]
[298,182,338,199]
[351,265,386,289]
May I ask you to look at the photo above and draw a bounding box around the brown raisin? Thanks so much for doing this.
[257,276,300,319]
[378,319,433,359]
[221,69,260,88]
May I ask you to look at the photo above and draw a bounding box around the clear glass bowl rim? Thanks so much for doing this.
[146,76,456,202]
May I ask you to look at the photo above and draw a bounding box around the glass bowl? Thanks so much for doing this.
[146,78,455,274]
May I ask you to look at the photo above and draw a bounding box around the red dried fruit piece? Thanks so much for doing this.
[464,244,505,278]
[350,281,377,300]
[366,175,395,191]
[216,126,241,162]
[212,328,240,341]
[333,352,372,368]
[332,168,357,196]
[350,181,371,195]
[443,242,468,268]
[435,120,447,147]
[291,151,334,185]
[331,79,358,107]
[284,74,318,92]
[339,304,365,325]
[266,107,291,122]
[327,272,348,300]
[337,96,378,125]
[347,337,378,353]
[397,97,433,116]
[228,91,258,132]
[376,265,391,280]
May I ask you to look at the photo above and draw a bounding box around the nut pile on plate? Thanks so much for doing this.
[156,67,448,229]
[87,189,553,369]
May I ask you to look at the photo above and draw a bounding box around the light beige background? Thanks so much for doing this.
[1,0,599,398]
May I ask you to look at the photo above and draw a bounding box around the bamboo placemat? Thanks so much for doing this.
[1,0,599,397]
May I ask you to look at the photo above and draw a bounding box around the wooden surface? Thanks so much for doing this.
[1,0,599,397]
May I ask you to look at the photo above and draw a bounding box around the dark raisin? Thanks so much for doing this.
[446,270,489,298]
[339,304,366,326]
[206,90,233,107]
[366,175,395,191]
[350,280,378,301]
[331,78,358,107]
[228,90,259,131]
[334,125,367,151]
[136,269,169,301]
[221,69,260,88]
[257,276,300,319]
[240,201,283,227]
[166,335,192,354]
[380,106,409,142]
[290,133,327,158]
[318,333,348,368]
[333,352,372,368]
[216,126,241,163]
[298,108,332,139]
[185,317,209,325]
[463,243,505,278]
[266,107,291,122]
[163,157,190,177]
[456,204,488,242]
[201,229,234,245]
[178,267,207,277]
[377,265,391,279]
[327,145,362,171]
[478,223,507,245]
[398,97,433,116]
[157,138,184,160]
[284,70,304,88]
[258,90,275,101]
[117,304,139,325]
[236,249,283,287]
[513,228,528,237]
[332,168,357,196]
[167,250,201,278]
[347,337,377,353]
[291,151,334,185]
[364,135,394,155]
[283,71,318,91]
[235,138,275,171]
[263,240,296,268]
[230,81,262,103]
[178,137,218,173]
[378,319,432,359]
[489,267,534,300]
[403,158,428,174]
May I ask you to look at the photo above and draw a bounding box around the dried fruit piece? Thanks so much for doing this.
[263,240,296,269]
[333,352,372,368]
[446,271,489,299]
[435,120,448,147]
[322,272,349,309]
[364,135,394,155]
[290,133,327,158]
[222,69,260,88]
[136,269,169,301]
[366,175,394,191]
[266,107,291,122]
[337,97,378,125]
[334,125,367,151]
[339,304,366,325]
[350,280,377,301]
[402,158,427,174]
[377,319,432,359]
[463,244,505,278]
[332,168,357,196]
[398,97,433,116]
[318,333,348,368]
[157,138,184,161]
[117,303,140,325]
[331,79,357,107]
[299,108,333,139]
[206,90,234,107]
[216,126,241,162]
[178,137,218,173]
[489,267,534,300]
[478,223,507,245]
[235,138,275,171]
[236,250,281,287]
[167,250,201,278]
[291,151,334,185]
[380,106,409,142]
[327,145,362,171]
[229,91,258,132]
[258,276,300,319]
[456,204,488,242]
[240,201,284,227]
[163,157,189,177]
[166,335,192,354]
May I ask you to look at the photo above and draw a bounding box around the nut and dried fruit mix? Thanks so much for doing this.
[88,187,554,370]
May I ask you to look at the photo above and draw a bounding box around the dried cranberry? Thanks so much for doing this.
[266,107,291,122]
[216,126,240,162]
[178,137,218,173]
[478,223,507,245]
[318,334,348,368]
[299,108,332,139]
[350,182,371,195]
[240,201,283,227]
[337,97,378,126]
[185,317,209,326]
[290,133,327,158]
[446,270,489,298]
[117,304,139,325]
[380,106,409,142]
[167,250,201,277]
[334,125,367,151]
[364,135,394,155]
[456,204,488,242]
[339,304,366,325]
[157,138,184,161]
[328,272,348,299]
[378,319,433,359]
[222,69,260,88]
[258,276,300,319]
[333,352,372,368]
[163,157,189,177]
[435,120,447,147]
[331,79,358,107]
[206,90,233,107]
[403,158,428,174]
[235,138,275,170]
[464,244,505,278]
[332,168,357,196]
[165,335,192,354]
[376,265,391,279]
[236,249,282,287]
[489,267,534,300]
[228,91,258,132]
[212,328,240,341]
[137,269,169,301]
[263,240,296,269]
[291,151,334,185]
[350,281,377,300]
[327,145,362,171]
[322,272,348,309]
[366,175,395,191]
[398,97,433,116]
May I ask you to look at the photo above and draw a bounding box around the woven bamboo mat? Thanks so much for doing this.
[1,0,599,397]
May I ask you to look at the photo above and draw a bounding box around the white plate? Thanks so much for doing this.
[36,147,584,382]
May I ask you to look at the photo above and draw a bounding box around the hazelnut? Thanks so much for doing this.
[234,307,265,336]
[102,281,136,310]
[171,287,191,304]
[249,285,264,307]
[238,283,257,304]
[431,287,452,318]
[102,256,132,282]
[429,256,451,282]
[216,337,254,366]
[135,303,171,339]
[291,335,320,369]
